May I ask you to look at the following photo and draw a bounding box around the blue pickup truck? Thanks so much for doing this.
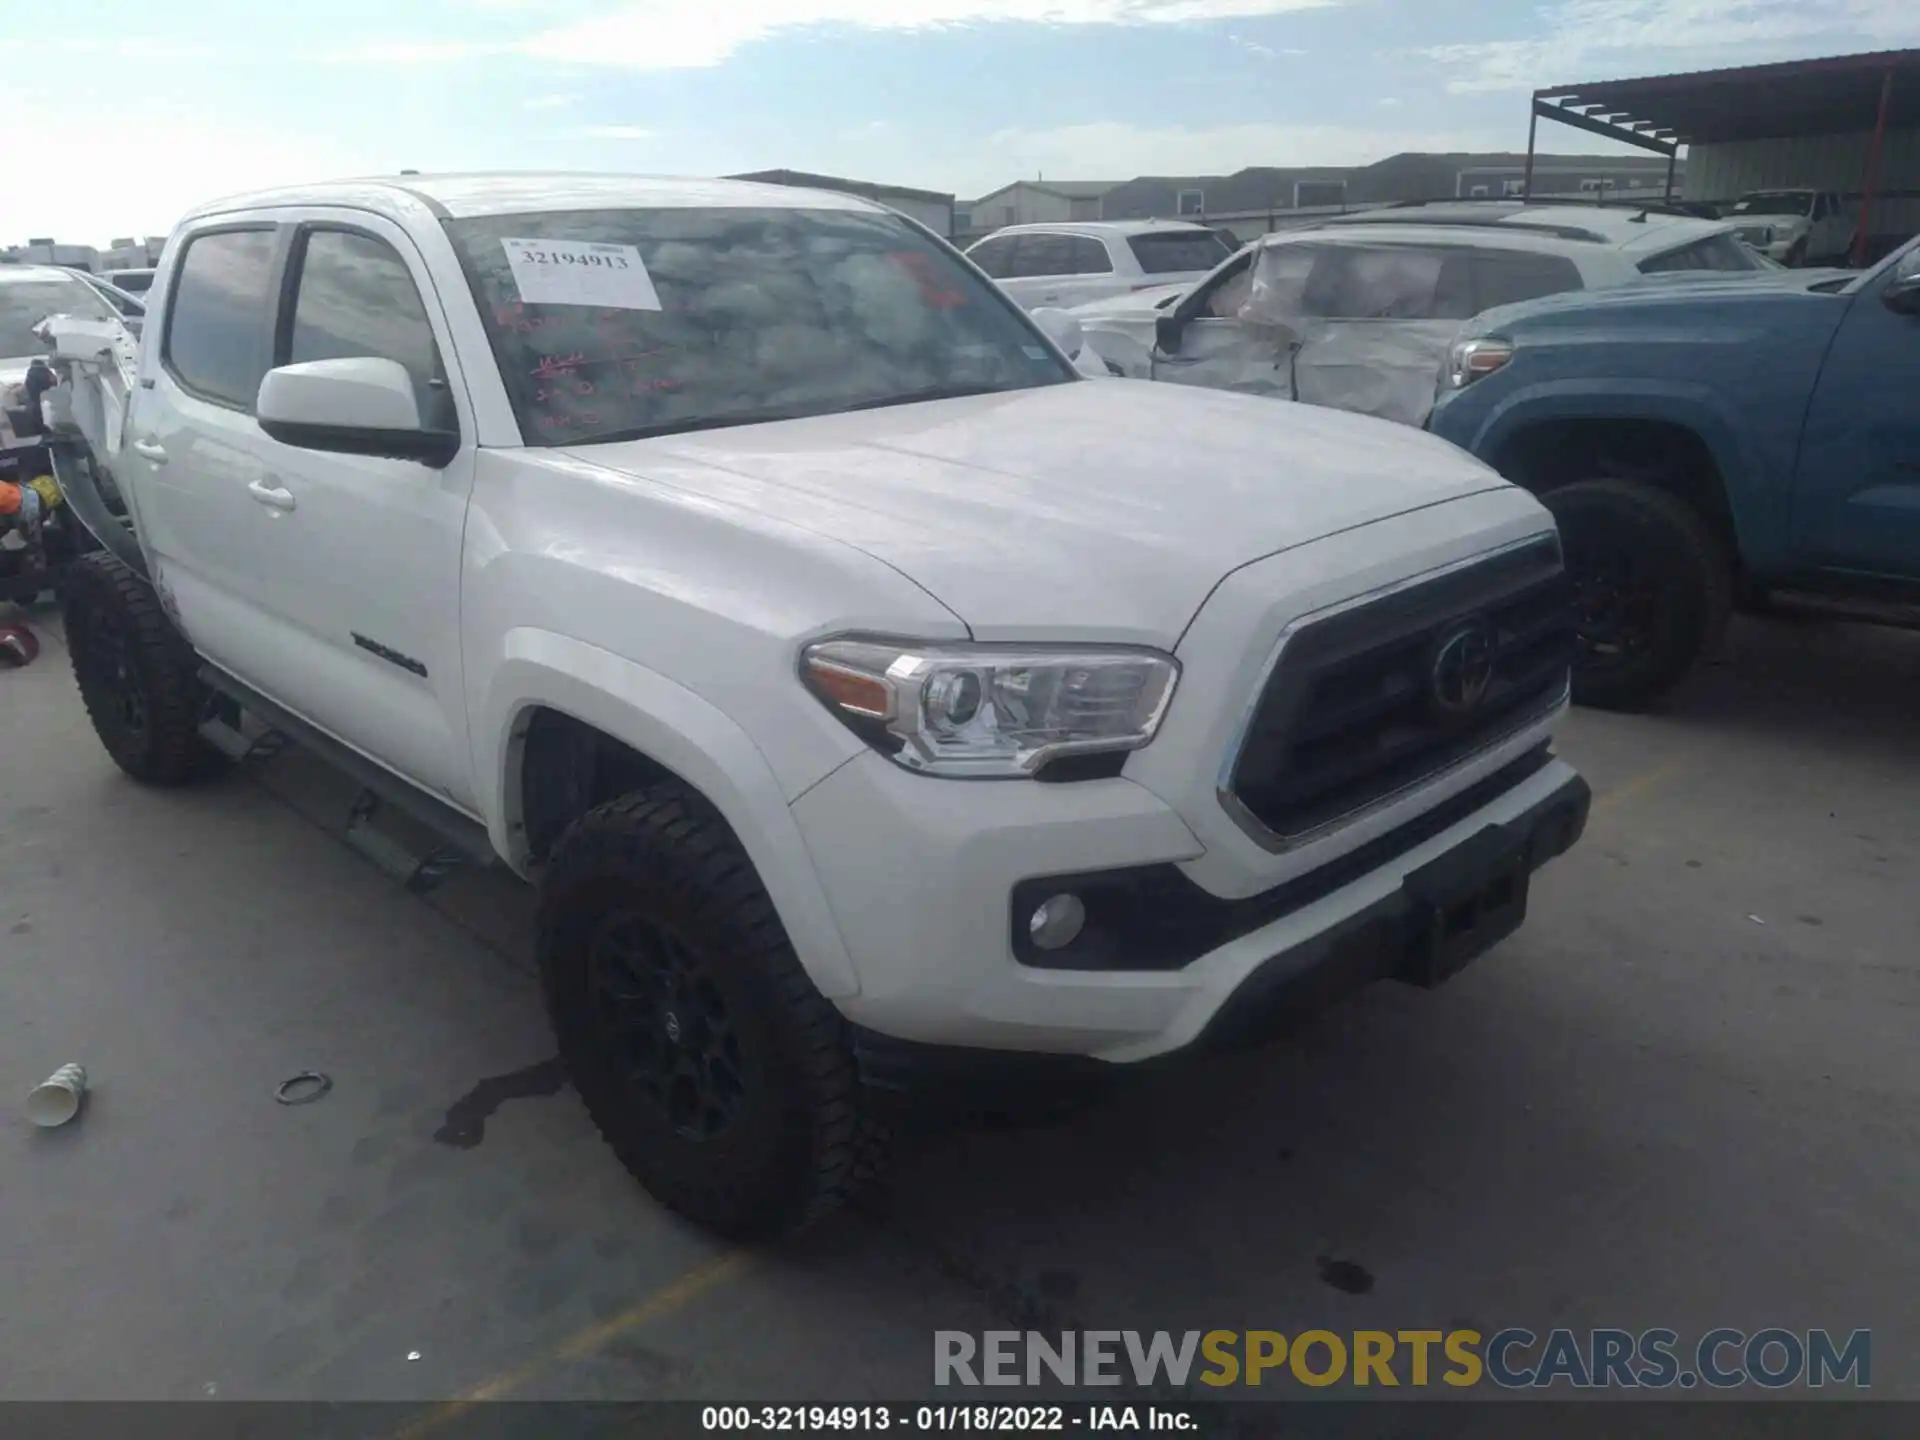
[1428,235,1920,711]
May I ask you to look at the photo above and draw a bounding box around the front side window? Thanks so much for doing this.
[287,229,449,425]
[1639,234,1763,274]
[165,229,277,409]
[1238,241,1483,323]
[1129,230,1235,275]
[0,277,115,358]
[1732,193,1815,218]
[445,207,1073,447]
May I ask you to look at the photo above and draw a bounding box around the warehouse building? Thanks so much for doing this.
[1527,48,1920,264]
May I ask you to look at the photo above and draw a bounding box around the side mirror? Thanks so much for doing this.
[256,357,458,467]
[1030,306,1085,360]
[1883,254,1920,315]
[1154,313,1183,355]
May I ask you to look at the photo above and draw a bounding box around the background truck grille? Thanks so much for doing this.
[1226,537,1573,842]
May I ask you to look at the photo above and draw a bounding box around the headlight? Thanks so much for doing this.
[801,637,1178,778]
[1445,336,1515,390]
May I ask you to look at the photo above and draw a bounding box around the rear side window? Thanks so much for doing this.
[1129,230,1235,275]
[1067,236,1113,275]
[967,236,1017,279]
[1473,250,1584,310]
[1011,234,1072,278]
[1639,234,1762,274]
[287,229,449,426]
[165,229,277,409]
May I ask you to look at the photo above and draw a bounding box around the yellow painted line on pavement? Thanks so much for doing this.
[1591,757,1691,816]
[394,1249,752,1437]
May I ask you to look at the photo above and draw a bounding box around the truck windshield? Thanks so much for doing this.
[0,277,116,357]
[1731,194,1814,217]
[445,206,1074,446]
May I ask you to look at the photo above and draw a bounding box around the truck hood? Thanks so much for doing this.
[562,380,1513,645]
[1464,268,1853,338]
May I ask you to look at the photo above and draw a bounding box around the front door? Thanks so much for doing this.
[1790,247,1920,583]
[240,212,481,808]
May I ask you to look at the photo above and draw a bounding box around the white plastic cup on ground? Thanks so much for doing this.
[27,1064,88,1127]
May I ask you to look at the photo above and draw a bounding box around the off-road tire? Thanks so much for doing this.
[61,551,226,784]
[537,781,888,1240]
[1542,478,1732,713]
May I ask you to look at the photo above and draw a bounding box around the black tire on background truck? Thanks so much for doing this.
[61,551,228,784]
[537,781,889,1240]
[1541,478,1733,713]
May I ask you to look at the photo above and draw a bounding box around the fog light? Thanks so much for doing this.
[1028,893,1087,951]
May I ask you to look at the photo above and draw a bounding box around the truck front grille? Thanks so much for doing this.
[1225,537,1572,843]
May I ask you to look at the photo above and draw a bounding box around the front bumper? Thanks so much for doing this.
[792,744,1588,1065]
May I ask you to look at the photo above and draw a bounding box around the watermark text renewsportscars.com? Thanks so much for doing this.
[933,1328,1871,1390]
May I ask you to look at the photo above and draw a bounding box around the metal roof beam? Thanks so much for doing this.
[1530,99,1679,156]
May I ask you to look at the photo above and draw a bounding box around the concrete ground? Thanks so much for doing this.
[2,602,1915,1417]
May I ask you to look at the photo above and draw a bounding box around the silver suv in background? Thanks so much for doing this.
[1071,201,1779,425]
[965,220,1238,310]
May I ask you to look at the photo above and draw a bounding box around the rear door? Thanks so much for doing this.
[240,212,480,806]
[1790,249,1920,582]
[1049,235,1121,308]
[126,223,287,680]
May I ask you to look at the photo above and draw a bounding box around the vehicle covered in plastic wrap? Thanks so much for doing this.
[1070,204,1783,428]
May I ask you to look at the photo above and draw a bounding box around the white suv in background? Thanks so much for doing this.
[1722,190,1855,267]
[964,220,1239,310]
[1071,201,1778,425]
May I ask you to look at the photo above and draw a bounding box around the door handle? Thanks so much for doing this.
[247,479,296,512]
[131,438,167,465]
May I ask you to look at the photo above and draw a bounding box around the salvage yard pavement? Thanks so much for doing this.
[2,603,1916,1408]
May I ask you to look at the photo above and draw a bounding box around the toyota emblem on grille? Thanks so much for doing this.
[1429,622,1495,718]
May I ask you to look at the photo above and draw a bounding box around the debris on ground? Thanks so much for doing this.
[274,1072,332,1106]
[27,1063,87,1127]
[0,621,38,667]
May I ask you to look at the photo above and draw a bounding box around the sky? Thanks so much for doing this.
[11,0,1917,241]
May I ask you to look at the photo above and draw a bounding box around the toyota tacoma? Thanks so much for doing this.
[39,173,1590,1238]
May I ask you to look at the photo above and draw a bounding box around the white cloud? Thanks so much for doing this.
[28,101,374,240]
[1422,0,1920,94]
[578,124,657,139]
[520,0,1339,71]
[524,92,583,109]
[321,39,510,64]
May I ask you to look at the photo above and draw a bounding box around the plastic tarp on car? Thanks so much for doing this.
[1162,238,1470,426]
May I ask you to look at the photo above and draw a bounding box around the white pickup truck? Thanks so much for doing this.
[40,172,1590,1239]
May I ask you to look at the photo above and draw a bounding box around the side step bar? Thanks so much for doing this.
[196,665,498,893]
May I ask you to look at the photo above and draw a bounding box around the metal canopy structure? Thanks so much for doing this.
[1525,49,1919,261]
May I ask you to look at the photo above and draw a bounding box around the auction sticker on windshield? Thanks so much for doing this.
[501,237,662,310]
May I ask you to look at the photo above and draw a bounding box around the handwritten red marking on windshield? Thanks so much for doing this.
[532,352,587,379]
[886,251,966,310]
[495,303,547,334]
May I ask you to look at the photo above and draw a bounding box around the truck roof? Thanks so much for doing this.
[178,172,886,227]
